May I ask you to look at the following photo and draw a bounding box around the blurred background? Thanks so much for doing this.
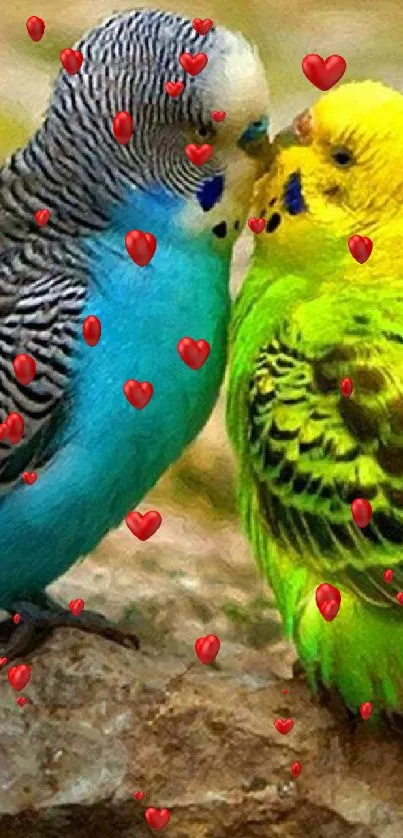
[1,0,403,673]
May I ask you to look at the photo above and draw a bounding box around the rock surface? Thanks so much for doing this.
[1,413,403,838]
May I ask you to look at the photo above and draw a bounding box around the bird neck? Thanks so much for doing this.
[108,184,193,247]
[253,217,403,293]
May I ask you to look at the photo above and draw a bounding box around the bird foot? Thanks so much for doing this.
[0,598,140,662]
[0,617,51,660]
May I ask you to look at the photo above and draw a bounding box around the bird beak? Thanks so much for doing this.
[242,133,279,176]
[243,108,313,177]
[292,108,313,143]
[273,125,298,149]
[274,109,313,149]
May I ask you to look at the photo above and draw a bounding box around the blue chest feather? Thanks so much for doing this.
[0,187,231,601]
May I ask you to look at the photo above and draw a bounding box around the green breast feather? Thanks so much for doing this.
[228,274,403,612]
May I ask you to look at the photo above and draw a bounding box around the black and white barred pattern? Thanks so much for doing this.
[1,9,231,244]
[0,8,239,490]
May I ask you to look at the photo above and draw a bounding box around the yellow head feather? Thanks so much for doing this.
[252,80,403,286]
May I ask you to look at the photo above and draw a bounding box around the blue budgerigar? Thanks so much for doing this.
[0,8,271,657]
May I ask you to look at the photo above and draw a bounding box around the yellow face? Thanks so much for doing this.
[251,80,403,277]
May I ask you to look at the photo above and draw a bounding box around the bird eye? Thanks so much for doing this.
[331,147,353,166]
[196,125,213,140]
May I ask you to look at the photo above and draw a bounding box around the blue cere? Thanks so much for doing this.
[238,116,269,146]
[283,171,307,215]
[196,175,225,212]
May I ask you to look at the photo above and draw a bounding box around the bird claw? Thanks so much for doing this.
[46,608,140,649]
[0,599,140,662]
[0,619,51,660]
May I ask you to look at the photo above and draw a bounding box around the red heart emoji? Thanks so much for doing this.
[211,110,226,122]
[16,696,28,708]
[123,379,153,409]
[351,498,372,528]
[340,377,354,398]
[383,569,394,583]
[195,634,220,664]
[22,471,37,485]
[69,598,85,616]
[133,790,144,801]
[315,582,341,608]
[179,52,208,76]
[302,54,346,91]
[348,235,373,264]
[60,48,83,75]
[177,337,210,370]
[8,664,31,691]
[397,592,403,606]
[145,808,171,831]
[320,600,340,622]
[113,111,134,145]
[6,412,24,444]
[185,144,213,166]
[13,353,36,386]
[165,81,184,98]
[248,217,265,234]
[26,15,45,42]
[12,614,21,625]
[82,315,101,347]
[126,510,162,541]
[315,583,341,622]
[125,230,157,267]
[360,701,373,720]
[192,18,214,35]
[274,718,294,735]
[0,657,8,666]
[291,761,302,778]
[34,209,50,226]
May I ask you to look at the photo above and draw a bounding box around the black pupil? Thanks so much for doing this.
[198,126,210,137]
[333,150,351,165]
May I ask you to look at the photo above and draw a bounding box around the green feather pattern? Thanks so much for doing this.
[227,266,403,713]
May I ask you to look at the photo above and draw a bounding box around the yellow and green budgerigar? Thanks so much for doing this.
[227,80,403,716]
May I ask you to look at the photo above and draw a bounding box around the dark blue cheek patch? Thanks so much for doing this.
[283,172,307,215]
[196,175,225,212]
